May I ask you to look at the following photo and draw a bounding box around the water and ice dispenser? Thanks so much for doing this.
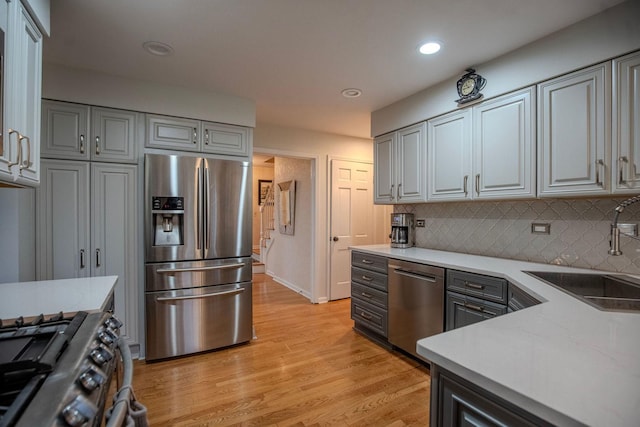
[152,197,184,246]
[390,213,415,248]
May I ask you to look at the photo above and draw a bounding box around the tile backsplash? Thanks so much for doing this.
[395,197,640,275]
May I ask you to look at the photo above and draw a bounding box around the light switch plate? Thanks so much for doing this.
[531,223,551,234]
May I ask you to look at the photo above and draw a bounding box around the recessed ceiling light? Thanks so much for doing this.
[143,41,174,56]
[341,88,362,98]
[419,41,441,55]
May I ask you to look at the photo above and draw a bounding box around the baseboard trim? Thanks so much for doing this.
[267,272,312,301]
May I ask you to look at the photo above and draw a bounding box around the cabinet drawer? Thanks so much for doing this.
[447,270,508,304]
[445,292,507,331]
[351,282,387,309]
[351,297,388,337]
[351,251,388,274]
[351,266,387,292]
[507,284,540,311]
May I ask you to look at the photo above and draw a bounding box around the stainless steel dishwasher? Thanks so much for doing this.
[388,259,445,361]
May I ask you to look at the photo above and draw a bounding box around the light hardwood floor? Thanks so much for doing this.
[132,273,430,426]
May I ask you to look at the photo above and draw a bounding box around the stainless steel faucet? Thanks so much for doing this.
[609,194,640,255]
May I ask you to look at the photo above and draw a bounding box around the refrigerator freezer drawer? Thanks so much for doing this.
[145,281,252,361]
[145,257,252,292]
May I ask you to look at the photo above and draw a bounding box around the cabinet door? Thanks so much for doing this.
[41,100,90,161]
[396,122,427,203]
[36,160,90,280]
[91,163,139,345]
[2,1,42,185]
[202,122,250,157]
[473,87,536,199]
[538,63,611,196]
[91,107,138,163]
[373,132,395,204]
[146,114,201,152]
[445,292,507,331]
[428,110,472,201]
[613,51,640,193]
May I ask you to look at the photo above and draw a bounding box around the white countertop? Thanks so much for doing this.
[351,245,640,427]
[0,276,118,320]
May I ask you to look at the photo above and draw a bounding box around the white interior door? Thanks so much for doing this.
[330,159,377,301]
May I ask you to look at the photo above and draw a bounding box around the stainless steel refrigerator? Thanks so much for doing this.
[144,153,252,361]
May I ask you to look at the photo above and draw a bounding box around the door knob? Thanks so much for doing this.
[333,236,339,242]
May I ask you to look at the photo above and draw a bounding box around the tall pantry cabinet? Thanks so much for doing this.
[36,100,141,349]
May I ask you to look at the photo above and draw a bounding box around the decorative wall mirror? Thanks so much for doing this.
[277,180,296,235]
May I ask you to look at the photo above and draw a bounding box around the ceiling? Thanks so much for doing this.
[44,0,625,139]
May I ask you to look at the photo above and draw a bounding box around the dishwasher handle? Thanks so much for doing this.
[390,267,439,283]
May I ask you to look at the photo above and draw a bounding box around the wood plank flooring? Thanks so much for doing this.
[132,273,430,426]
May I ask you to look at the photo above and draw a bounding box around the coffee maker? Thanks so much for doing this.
[390,213,414,248]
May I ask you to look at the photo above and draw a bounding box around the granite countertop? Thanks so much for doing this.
[351,244,640,427]
[0,276,118,320]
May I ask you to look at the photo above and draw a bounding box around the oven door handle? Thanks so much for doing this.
[156,263,245,274]
[105,337,134,427]
[156,288,245,302]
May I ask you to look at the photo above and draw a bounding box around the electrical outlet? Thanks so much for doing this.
[618,223,638,237]
[416,219,425,227]
[531,223,551,234]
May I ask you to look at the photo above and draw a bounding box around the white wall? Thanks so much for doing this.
[253,123,374,302]
[372,0,640,136]
[267,157,313,297]
[42,63,256,127]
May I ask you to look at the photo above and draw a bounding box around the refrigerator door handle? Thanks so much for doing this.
[204,163,210,250]
[156,287,245,302]
[156,263,245,274]
[197,165,202,250]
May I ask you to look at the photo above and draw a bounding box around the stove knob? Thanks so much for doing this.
[61,395,98,426]
[78,366,106,392]
[97,327,118,347]
[104,315,123,331]
[89,344,114,366]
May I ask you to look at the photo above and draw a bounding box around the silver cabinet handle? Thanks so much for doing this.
[361,259,374,265]
[619,156,628,185]
[95,136,101,155]
[157,287,245,302]
[359,311,373,320]
[156,263,245,274]
[6,129,21,169]
[475,174,480,196]
[19,135,31,171]
[193,127,198,144]
[96,249,101,267]
[397,183,402,200]
[80,134,85,154]
[595,159,604,187]
[361,275,373,281]
[464,302,483,312]
[360,292,373,299]
[464,281,484,290]
[205,129,210,145]
[389,184,394,201]
[80,249,86,269]
[463,175,468,196]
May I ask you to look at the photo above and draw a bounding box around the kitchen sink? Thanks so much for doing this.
[524,271,640,312]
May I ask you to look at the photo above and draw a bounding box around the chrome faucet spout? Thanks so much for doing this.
[609,195,640,256]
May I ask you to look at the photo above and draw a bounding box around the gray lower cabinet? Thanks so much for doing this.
[446,292,507,330]
[351,251,389,347]
[508,283,541,312]
[431,364,552,427]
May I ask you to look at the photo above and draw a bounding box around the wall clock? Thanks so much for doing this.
[455,68,486,104]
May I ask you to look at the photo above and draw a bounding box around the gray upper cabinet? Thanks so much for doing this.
[538,62,611,197]
[146,114,251,157]
[374,122,427,204]
[145,114,201,152]
[41,100,139,163]
[202,121,251,157]
[612,51,640,193]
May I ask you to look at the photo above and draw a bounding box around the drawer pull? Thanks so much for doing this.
[360,292,373,299]
[361,275,373,281]
[464,281,484,290]
[359,311,373,320]
[361,259,374,264]
[464,303,483,312]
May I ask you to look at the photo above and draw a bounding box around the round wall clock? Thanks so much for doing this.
[455,68,486,104]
